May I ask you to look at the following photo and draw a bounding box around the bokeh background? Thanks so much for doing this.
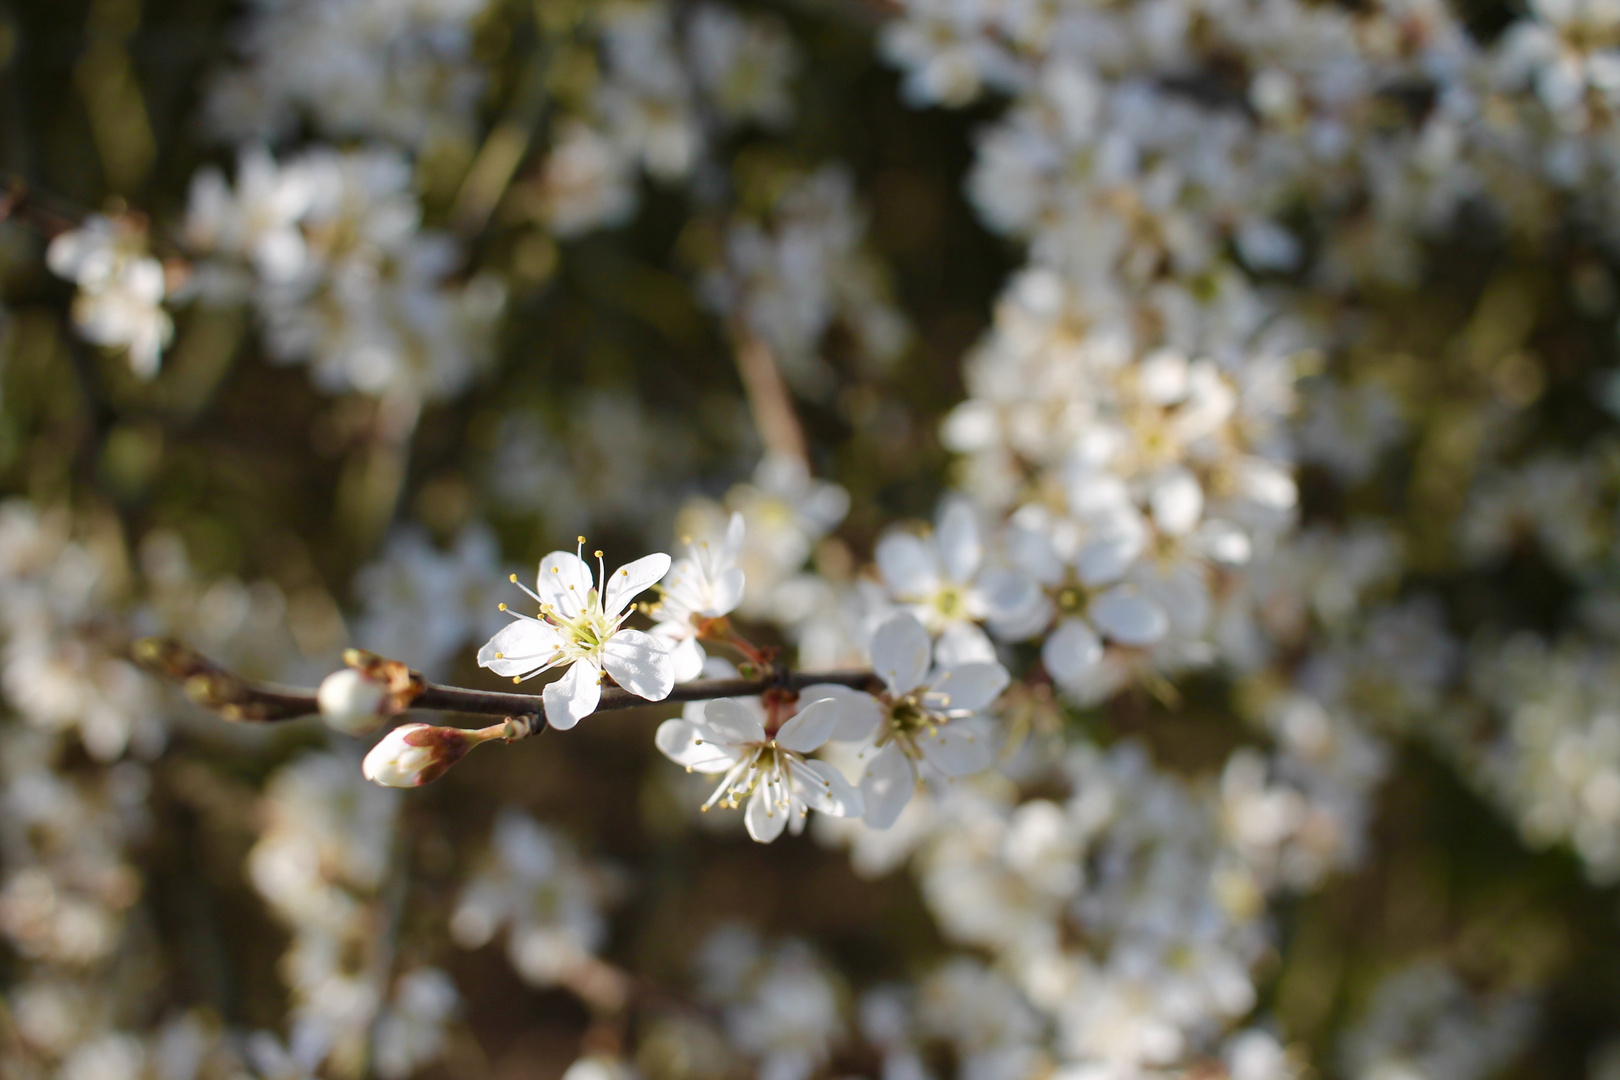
[7,0,1620,1078]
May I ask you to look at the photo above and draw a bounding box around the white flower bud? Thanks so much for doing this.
[317,668,389,735]
[363,724,450,787]
[362,723,498,788]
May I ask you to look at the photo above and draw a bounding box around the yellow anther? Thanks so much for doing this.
[512,676,521,684]
[510,573,518,583]
[577,535,587,544]
[552,566,560,573]
[594,549,603,558]
[495,652,504,659]
[498,602,507,611]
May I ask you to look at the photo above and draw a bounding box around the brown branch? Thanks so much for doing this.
[0,177,87,241]
[132,637,878,726]
[730,321,809,466]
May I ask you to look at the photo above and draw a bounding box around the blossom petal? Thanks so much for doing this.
[929,662,1010,714]
[871,612,933,696]
[936,499,982,583]
[601,629,674,701]
[666,634,707,683]
[542,660,600,730]
[477,619,564,678]
[720,512,746,565]
[1041,618,1103,683]
[792,758,864,818]
[776,696,840,753]
[979,568,1044,627]
[708,566,746,616]
[1149,467,1204,537]
[1076,512,1147,586]
[934,621,997,667]
[1194,519,1252,565]
[538,551,593,618]
[654,718,739,773]
[604,552,672,617]
[860,741,916,830]
[701,697,768,746]
[876,532,940,599]
[1090,587,1169,645]
[798,684,884,742]
[920,717,994,777]
[745,781,788,843]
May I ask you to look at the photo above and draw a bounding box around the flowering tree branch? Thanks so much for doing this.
[131,636,877,724]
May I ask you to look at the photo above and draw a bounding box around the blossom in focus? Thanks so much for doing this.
[478,540,673,729]
[808,612,1008,829]
[46,214,173,379]
[361,722,503,788]
[651,512,747,682]
[655,695,863,842]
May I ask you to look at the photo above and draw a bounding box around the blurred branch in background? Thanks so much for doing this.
[730,319,808,465]
[451,37,558,235]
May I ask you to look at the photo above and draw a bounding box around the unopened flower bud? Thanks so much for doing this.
[362,722,502,788]
[318,668,391,734]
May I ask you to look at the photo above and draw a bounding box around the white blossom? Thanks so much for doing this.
[656,695,863,842]
[478,540,674,728]
[651,512,747,682]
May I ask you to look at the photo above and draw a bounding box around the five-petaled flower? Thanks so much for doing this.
[655,695,864,842]
[806,612,1009,829]
[650,512,747,682]
[478,539,675,729]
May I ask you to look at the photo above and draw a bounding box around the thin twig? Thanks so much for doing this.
[131,637,877,724]
[730,320,809,466]
[0,176,85,240]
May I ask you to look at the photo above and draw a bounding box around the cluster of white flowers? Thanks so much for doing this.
[449,810,623,987]
[46,214,172,380]
[32,0,1620,1067]
[1337,961,1537,1080]
[695,925,847,1080]
[205,0,493,152]
[184,145,505,403]
[529,1,800,237]
[0,498,395,1079]
[702,166,911,397]
[487,392,704,543]
[0,501,161,760]
[248,751,458,1076]
[351,523,507,679]
[1462,633,1620,882]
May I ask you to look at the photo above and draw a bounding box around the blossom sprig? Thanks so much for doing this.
[134,636,879,725]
